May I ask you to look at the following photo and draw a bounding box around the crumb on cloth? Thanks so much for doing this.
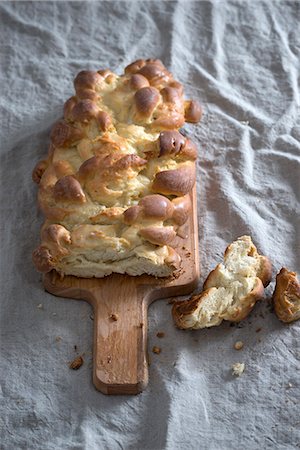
[234,341,244,350]
[156,332,165,338]
[69,355,84,370]
[152,346,161,354]
[232,362,245,377]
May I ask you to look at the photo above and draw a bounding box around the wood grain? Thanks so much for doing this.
[43,186,199,395]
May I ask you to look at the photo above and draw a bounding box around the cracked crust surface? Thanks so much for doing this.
[172,236,272,329]
[32,59,201,278]
[273,268,300,323]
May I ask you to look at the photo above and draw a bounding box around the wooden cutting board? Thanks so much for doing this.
[43,187,199,395]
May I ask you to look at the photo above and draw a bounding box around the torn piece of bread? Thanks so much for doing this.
[273,268,300,323]
[32,59,202,278]
[172,236,272,329]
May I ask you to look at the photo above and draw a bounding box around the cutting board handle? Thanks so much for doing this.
[90,276,151,395]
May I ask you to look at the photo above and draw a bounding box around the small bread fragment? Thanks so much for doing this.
[69,355,84,370]
[234,341,244,350]
[232,362,245,376]
[273,268,300,323]
[172,236,272,329]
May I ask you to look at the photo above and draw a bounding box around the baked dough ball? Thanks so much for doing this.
[273,268,300,323]
[172,236,272,329]
[32,59,202,278]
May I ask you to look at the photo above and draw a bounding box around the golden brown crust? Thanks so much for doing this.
[32,160,49,184]
[32,59,201,277]
[257,256,273,287]
[134,87,160,117]
[158,130,186,157]
[165,246,181,268]
[96,111,113,132]
[139,226,176,246]
[50,121,84,148]
[123,195,174,224]
[172,195,192,226]
[71,99,101,123]
[53,176,86,203]
[273,268,300,323]
[33,224,71,274]
[139,194,174,219]
[122,194,191,231]
[41,224,71,256]
[124,59,146,75]
[184,100,202,123]
[152,165,196,196]
[113,154,147,171]
[74,70,103,92]
[63,96,77,121]
[32,246,55,273]
[127,59,172,89]
[130,74,150,90]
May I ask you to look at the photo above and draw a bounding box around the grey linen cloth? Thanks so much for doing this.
[0,1,299,449]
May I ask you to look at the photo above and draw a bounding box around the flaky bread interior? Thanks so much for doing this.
[172,236,272,329]
[273,268,300,323]
[32,59,202,278]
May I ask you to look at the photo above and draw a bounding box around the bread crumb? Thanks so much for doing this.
[69,355,84,370]
[109,313,118,321]
[232,362,245,376]
[55,336,62,342]
[234,341,244,350]
[37,304,43,309]
[287,382,293,388]
[156,332,165,338]
[152,346,161,354]
[52,312,57,316]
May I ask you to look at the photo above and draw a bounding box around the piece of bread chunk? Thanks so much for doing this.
[32,59,202,278]
[273,268,300,323]
[172,236,272,329]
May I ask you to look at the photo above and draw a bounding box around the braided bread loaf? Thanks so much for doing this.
[32,59,201,278]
